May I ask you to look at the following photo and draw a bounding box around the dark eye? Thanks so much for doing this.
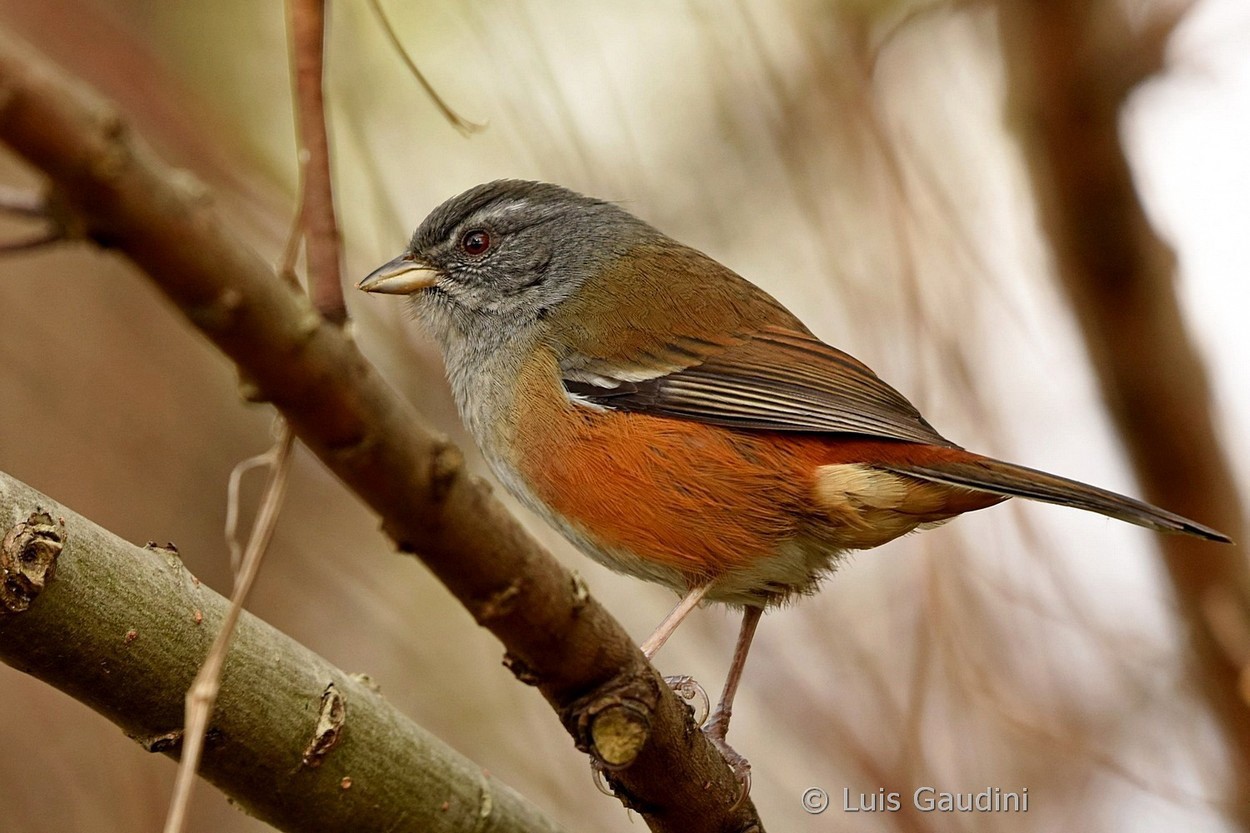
[460,229,491,256]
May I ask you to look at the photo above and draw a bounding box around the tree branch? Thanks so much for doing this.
[0,469,564,833]
[0,25,762,833]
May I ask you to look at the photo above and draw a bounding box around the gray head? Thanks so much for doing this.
[359,180,654,350]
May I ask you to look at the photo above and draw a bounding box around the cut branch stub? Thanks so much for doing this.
[565,671,660,769]
[590,701,653,769]
[1,509,64,615]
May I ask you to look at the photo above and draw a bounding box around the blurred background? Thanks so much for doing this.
[0,1,1247,830]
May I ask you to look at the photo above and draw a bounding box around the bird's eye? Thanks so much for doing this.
[460,229,491,256]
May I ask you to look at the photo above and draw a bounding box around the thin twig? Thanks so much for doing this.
[224,432,289,575]
[366,0,486,136]
[290,0,346,323]
[165,2,346,821]
[276,149,308,287]
[162,422,295,833]
[0,184,45,216]
[0,185,64,252]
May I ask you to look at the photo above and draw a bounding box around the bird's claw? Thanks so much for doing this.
[664,674,710,726]
[589,758,615,796]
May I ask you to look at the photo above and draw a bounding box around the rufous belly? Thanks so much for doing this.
[504,352,1000,605]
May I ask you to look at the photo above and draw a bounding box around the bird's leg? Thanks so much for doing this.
[639,586,715,724]
[705,605,763,787]
[640,585,709,659]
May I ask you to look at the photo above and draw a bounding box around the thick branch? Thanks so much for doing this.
[0,470,563,833]
[0,25,761,832]
[998,0,1250,824]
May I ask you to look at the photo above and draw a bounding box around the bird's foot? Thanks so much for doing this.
[664,674,710,726]
[705,710,752,808]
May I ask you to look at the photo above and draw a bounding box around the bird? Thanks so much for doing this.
[358,179,1231,780]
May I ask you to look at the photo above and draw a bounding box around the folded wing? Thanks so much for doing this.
[562,324,954,446]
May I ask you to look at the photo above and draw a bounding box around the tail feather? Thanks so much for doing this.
[879,454,1232,544]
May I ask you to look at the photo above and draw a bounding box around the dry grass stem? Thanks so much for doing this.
[162,422,295,833]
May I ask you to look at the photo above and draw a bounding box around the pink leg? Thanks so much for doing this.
[705,605,763,802]
[640,585,709,659]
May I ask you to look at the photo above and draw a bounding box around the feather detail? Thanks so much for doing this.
[877,453,1232,542]
[562,325,952,445]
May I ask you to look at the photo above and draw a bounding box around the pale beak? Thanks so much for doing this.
[357,254,440,294]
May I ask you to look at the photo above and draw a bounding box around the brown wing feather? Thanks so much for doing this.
[564,327,952,445]
[550,240,953,446]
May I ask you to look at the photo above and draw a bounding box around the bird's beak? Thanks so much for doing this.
[357,254,439,295]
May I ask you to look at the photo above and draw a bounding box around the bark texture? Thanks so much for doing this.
[0,470,565,833]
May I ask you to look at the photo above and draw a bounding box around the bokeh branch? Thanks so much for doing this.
[0,25,762,833]
[0,469,565,833]
[289,0,345,323]
[998,0,1250,823]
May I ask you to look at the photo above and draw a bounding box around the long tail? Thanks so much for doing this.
[878,453,1232,543]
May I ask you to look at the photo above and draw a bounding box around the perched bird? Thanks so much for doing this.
[359,179,1230,776]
